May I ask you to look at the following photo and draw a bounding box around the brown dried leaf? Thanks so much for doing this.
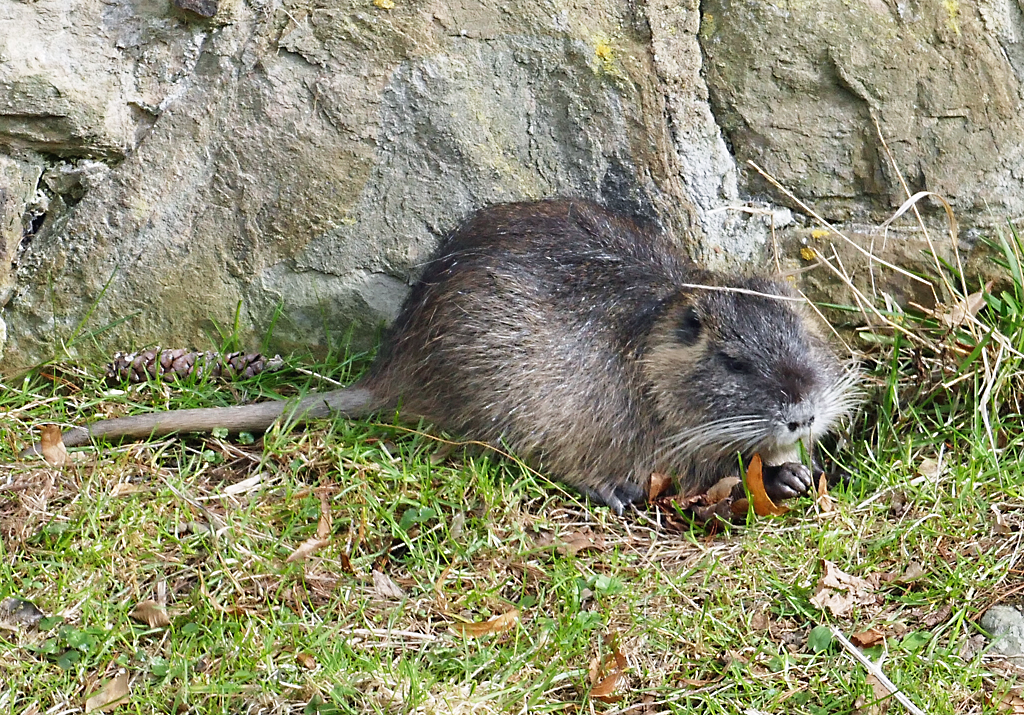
[589,642,627,703]
[285,537,330,563]
[39,425,68,467]
[693,498,735,524]
[109,483,142,498]
[994,506,1014,535]
[941,281,992,327]
[916,457,941,481]
[84,671,130,713]
[558,531,605,556]
[316,491,333,540]
[810,589,856,617]
[809,560,876,617]
[850,628,886,648]
[853,673,892,715]
[922,603,952,629]
[296,652,318,670]
[750,611,770,631]
[745,454,789,517]
[454,609,519,637]
[130,600,171,628]
[372,569,406,599]
[706,476,741,504]
[816,471,835,513]
[648,472,672,500]
[898,561,927,584]
[989,691,1024,714]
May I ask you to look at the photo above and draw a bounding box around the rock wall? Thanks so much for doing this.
[1,0,1022,370]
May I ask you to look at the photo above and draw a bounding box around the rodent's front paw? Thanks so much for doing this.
[762,462,813,502]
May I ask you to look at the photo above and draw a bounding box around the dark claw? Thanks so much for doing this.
[762,462,814,502]
[578,480,646,516]
[826,467,851,490]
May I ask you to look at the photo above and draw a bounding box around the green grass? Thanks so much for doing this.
[4,259,1024,712]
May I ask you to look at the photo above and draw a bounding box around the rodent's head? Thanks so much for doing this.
[645,277,859,464]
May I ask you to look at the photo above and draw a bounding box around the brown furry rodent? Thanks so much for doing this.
[25,199,858,513]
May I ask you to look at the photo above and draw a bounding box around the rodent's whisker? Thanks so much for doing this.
[659,416,770,445]
[673,283,808,302]
[658,417,772,463]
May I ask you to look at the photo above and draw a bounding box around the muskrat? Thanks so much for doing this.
[23,199,858,513]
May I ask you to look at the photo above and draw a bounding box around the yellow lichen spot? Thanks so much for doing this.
[374,0,395,8]
[810,228,830,240]
[594,38,615,70]
[800,246,817,262]
[943,0,960,34]
[700,13,716,41]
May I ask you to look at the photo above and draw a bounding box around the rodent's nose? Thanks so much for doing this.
[787,415,815,432]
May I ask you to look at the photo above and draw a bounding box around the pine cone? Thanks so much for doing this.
[105,348,284,385]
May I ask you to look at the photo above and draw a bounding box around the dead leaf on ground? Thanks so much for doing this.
[816,472,835,513]
[130,600,171,628]
[877,561,928,587]
[315,490,333,539]
[994,506,1014,535]
[921,603,952,629]
[988,691,1024,714]
[706,476,741,503]
[109,483,142,498]
[692,497,737,523]
[648,472,672,500]
[730,497,749,515]
[911,454,955,488]
[372,569,406,600]
[745,455,789,517]
[898,561,927,584]
[39,425,68,467]
[453,609,520,637]
[286,537,330,563]
[84,671,130,713]
[650,473,748,532]
[557,530,605,556]
[809,560,876,617]
[588,637,627,703]
[850,628,886,648]
[940,281,992,328]
[296,652,318,670]
[750,611,770,631]
[853,673,892,715]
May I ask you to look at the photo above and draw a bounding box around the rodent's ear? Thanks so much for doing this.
[675,306,702,346]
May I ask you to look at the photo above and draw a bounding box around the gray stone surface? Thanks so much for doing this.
[701,0,1024,224]
[981,605,1024,658]
[0,0,722,368]
[2,0,1024,369]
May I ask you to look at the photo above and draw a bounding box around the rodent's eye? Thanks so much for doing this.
[675,307,702,346]
[719,353,752,375]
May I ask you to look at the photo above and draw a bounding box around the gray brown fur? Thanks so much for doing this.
[27,199,858,513]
